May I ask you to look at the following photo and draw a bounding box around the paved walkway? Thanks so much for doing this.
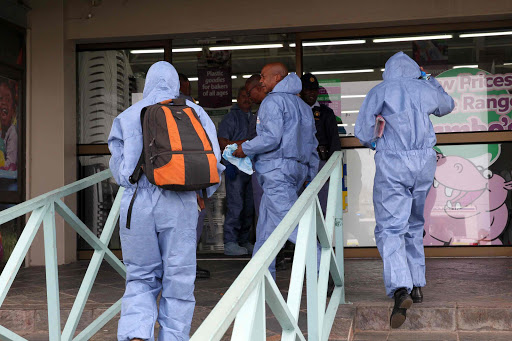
[2,257,512,340]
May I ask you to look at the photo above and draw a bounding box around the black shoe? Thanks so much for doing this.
[411,287,423,303]
[390,307,407,329]
[196,265,210,279]
[390,288,413,329]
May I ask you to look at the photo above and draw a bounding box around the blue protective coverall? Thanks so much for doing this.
[108,61,224,341]
[218,104,254,245]
[355,52,454,297]
[247,112,263,219]
[242,73,320,278]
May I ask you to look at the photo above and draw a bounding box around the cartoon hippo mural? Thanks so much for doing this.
[424,153,512,245]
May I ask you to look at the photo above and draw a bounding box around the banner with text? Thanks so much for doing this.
[434,68,512,132]
[197,50,232,108]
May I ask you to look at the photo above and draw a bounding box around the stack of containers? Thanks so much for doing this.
[78,50,132,245]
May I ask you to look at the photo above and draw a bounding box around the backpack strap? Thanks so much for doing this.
[129,153,144,185]
[126,107,148,229]
[125,181,138,229]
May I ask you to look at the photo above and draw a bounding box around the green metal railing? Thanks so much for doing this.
[191,151,348,341]
[0,151,347,340]
[0,170,126,341]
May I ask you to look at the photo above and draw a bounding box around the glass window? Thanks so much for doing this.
[304,30,512,247]
[171,34,295,252]
[0,25,24,67]
[77,155,121,251]
[0,22,25,266]
[171,34,295,128]
[0,75,21,199]
[77,49,165,145]
[77,48,164,251]
[342,143,512,247]
[0,204,21,270]
[302,30,512,136]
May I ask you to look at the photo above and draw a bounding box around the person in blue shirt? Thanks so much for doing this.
[355,52,454,329]
[108,61,224,341]
[217,87,255,256]
[233,62,319,279]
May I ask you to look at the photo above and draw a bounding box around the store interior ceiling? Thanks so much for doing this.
[126,32,512,84]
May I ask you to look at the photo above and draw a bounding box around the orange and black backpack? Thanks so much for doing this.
[126,97,219,229]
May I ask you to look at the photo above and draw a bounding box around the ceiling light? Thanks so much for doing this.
[503,63,512,66]
[452,65,478,69]
[172,47,202,53]
[289,40,366,48]
[373,34,452,43]
[243,75,253,79]
[380,68,385,72]
[341,110,360,114]
[338,124,348,127]
[209,44,283,51]
[312,69,374,75]
[231,76,237,79]
[130,48,204,54]
[189,77,199,81]
[460,31,512,38]
[130,49,164,54]
[340,95,366,99]
[232,99,237,103]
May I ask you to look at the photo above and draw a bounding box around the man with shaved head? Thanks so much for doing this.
[233,63,319,279]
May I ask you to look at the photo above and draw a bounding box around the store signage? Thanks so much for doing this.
[318,79,342,120]
[423,68,512,246]
[197,50,232,108]
[433,68,512,132]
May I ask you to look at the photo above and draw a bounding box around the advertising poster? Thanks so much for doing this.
[197,49,232,109]
[424,68,512,246]
[433,68,512,133]
[0,76,19,194]
[318,79,342,120]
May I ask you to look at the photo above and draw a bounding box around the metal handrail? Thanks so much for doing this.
[0,151,348,341]
[191,151,348,341]
[0,170,126,341]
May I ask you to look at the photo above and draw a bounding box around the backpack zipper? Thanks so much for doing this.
[149,150,214,163]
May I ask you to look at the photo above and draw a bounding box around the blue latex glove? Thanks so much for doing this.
[225,163,237,180]
[222,143,254,175]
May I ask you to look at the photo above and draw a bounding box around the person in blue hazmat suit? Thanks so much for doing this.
[300,73,343,216]
[355,52,454,329]
[233,62,320,279]
[244,74,287,271]
[217,87,255,256]
[108,61,224,341]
